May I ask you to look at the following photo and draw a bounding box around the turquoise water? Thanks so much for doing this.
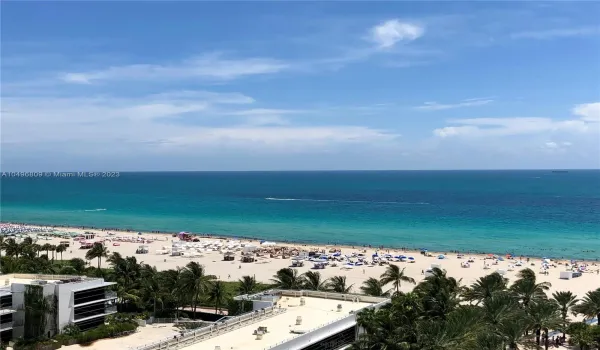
[1,171,599,259]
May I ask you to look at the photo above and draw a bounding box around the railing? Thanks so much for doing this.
[5,274,107,285]
[130,306,287,350]
[0,303,23,313]
[0,321,13,330]
[236,289,388,305]
[151,318,210,325]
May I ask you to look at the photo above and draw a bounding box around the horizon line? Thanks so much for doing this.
[2,168,599,173]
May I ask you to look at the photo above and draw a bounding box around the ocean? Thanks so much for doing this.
[1,170,599,259]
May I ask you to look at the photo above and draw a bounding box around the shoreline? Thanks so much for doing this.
[2,220,598,262]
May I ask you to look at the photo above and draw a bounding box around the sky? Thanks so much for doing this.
[1,1,599,171]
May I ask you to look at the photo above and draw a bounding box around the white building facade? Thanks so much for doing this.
[0,274,117,342]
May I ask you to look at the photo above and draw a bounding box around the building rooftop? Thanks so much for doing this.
[189,296,370,350]
[133,290,388,350]
[0,274,109,288]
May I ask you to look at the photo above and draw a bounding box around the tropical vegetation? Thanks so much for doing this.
[2,238,599,349]
[351,267,600,350]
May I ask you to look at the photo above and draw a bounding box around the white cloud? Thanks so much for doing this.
[511,26,600,40]
[414,98,493,111]
[434,117,589,138]
[1,90,254,124]
[62,73,93,84]
[60,53,289,84]
[572,102,600,122]
[1,91,398,153]
[163,126,397,148]
[370,20,425,49]
[149,90,255,104]
[243,115,290,126]
[433,102,600,138]
[230,108,303,116]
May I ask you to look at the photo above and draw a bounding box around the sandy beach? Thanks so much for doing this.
[4,223,599,298]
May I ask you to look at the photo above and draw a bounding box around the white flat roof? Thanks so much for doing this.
[6,277,62,285]
[0,274,104,287]
[179,296,371,350]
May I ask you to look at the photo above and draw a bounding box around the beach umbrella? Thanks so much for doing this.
[408,256,415,261]
[438,255,445,259]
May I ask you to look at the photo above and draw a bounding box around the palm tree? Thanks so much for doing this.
[237,275,258,295]
[55,244,67,260]
[573,288,600,325]
[516,268,537,282]
[49,244,57,262]
[360,277,389,297]
[142,267,163,318]
[480,292,520,330]
[208,281,229,314]
[527,300,562,346]
[69,258,87,274]
[179,262,216,316]
[497,315,530,350]
[85,243,109,269]
[416,306,482,349]
[463,272,508,305]
[31,244,42,258]
[0,236,5,258]
[4,239,21,258]
[41,243,53,258]
[415,267,463,320]
[380,264,415,294]
[510,269,551,308]
[303,271,328,291]
[161,267,186,318]
[327,275,353,293]
[552,291,579,337]
[270,268,305,290]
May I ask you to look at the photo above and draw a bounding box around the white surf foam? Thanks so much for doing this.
[264,198,428,205]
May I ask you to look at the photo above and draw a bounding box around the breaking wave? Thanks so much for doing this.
[264,198,428,205]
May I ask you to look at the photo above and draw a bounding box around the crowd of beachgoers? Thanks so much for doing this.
[2,223,598,291]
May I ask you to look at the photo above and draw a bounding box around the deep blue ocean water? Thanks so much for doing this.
[1,170,599,259]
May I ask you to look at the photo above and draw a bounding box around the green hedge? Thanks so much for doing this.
[76,320,138,345]
[14,318,139,350]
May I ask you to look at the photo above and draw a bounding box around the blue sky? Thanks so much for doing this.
[2,1,599,171]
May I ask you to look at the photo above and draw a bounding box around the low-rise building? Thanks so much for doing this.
[133,290,389,350]
[0,273,117,342]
